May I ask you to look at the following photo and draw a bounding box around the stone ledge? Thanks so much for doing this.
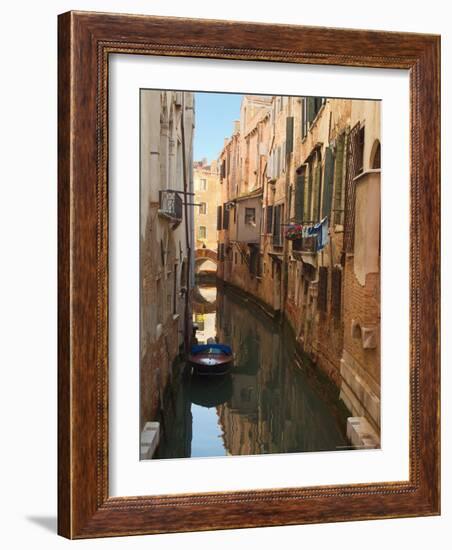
[140,421,160,460]
[347,416,380,449]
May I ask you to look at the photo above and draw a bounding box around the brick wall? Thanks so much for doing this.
[343,255,380,389]
[140,315,180,430]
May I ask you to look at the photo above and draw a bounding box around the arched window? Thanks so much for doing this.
[370,140,381,169]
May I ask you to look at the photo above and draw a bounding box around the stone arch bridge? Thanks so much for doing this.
[194,248,217,274]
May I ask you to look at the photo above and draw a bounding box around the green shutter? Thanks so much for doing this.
[301,98,306,138]
[333,134,345,225]
[305,165,313,222]
[322,147,335,219]
[217,205,222,230]
[286,116,294,154]
[223,204,230,229]
[307,97,316,126]
[295,171,305,222]
[312,160,322,222]
[266,205,273,234]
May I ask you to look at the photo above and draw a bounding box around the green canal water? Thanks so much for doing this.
[154,284,352,459]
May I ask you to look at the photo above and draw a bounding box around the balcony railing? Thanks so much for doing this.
[159,190,183,221]
[292,236,317,253]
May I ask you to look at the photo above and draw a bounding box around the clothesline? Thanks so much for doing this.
[284,217,329,251]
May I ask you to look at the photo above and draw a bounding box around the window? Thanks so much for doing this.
[305,163,313,222]
[295,169,305,222]
[217,205,222,230]
[344,123,363,252]
[333,133,346,226]
[273,204,283,246]
[286,116,294,154]
[198,226,207,239]
[245,208,256,226]
[197,178,207,191]
[371,140,381,169]
[311,154,322,223]
[303,96,326,135]
[357,126,365,174]
[223,204,230,229]
[199,202,207,215]
[301,97,308,139]
[266,205,273,234]
[322,147,335,219]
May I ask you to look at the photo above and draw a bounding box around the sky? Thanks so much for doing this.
[193,92,243,164]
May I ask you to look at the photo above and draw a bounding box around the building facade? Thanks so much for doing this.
[140,90,195,429]
[217,94,381,445]
[217,96,272,296]
[193,159,220,275]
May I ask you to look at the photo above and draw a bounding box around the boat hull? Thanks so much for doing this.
[188,354,233,376]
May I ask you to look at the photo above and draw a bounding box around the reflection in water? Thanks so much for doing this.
[154,284,352,459]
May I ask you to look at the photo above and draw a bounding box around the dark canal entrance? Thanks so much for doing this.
[154,284,352,459]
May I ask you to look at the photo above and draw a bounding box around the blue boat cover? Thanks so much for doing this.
[190,343,232,355]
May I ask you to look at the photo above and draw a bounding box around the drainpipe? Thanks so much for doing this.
[180,94,192,355]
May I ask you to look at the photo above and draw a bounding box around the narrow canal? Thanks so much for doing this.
[154,284,352,459]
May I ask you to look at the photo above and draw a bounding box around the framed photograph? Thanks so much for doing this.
[58,11,440,538]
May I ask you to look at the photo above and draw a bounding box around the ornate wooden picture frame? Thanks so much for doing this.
[58,11,440,539]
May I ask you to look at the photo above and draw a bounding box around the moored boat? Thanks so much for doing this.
[188,343,234,375]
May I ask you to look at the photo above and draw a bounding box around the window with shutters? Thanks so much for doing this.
[312,154,322,222]
[306,97,315,129]
[317,266,328,313]
[286,116,294,154]
[305,162,313,222]
[304,96,326,134]
[344,123,362,252]
[333,133,346,226]
[314,97,325,116]
[301,98,308,139]
[295,169,305,222]
[357,126,365,174]
[322,147,335,219]
[217,205,222,230]
[266,205,273,234]
[273,204,283,247]
[223,204,230,230]
[331,266,342,321]
[371,140,381,169]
